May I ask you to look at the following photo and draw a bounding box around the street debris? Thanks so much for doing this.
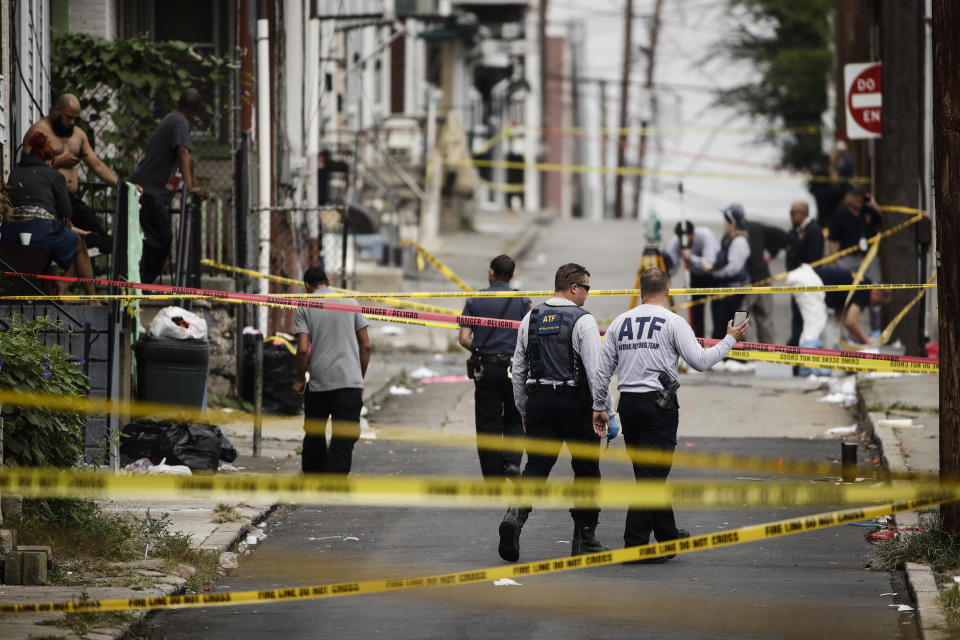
[865,527,921,542]
[409,366,439,379]
[219,552,239,569]
[878,418,920,429]
[493,578,522,586]
[379,326,405,335]
[420,375,471,384]
[826,425,857,436]
[889,604,914,612]
[389,385,413,396]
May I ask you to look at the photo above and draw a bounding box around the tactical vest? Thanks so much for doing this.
[713,233,749,284]
[527,303,589,382]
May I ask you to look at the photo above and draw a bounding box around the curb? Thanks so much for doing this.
[858,375,943,639]
[907,562,950,640]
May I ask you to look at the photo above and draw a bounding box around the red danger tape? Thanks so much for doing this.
[4,272,938,371]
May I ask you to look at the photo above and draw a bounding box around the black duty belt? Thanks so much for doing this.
[478,353,512,365]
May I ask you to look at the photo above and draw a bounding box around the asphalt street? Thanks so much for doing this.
[146,216,913,639]
[145,369,917,640]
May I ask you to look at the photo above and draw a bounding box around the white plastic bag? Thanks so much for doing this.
[149,306,208,340]
[147,457,193,476]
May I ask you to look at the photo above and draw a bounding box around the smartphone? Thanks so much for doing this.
[733,310,748,326]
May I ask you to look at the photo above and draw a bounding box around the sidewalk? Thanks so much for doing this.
[860,372,943,639]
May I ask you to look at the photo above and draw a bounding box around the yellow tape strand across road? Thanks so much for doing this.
[0,387,931,478]
[0,466,956,508]
[0,497,943,613]
[199,259,461,316]
[441,157,868,184]
[192,282,929,300]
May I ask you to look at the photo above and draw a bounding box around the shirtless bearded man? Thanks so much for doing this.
[23,94,130,255]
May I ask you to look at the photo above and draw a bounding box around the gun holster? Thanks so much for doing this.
[466,351,484,381]
[655,371,680,410]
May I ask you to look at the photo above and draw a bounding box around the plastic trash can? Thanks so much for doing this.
[135,335,210,408]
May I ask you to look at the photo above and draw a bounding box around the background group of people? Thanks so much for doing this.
[0,88,209,290]
[665,190,890,355]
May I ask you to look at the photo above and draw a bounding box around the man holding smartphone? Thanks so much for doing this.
[593,268,749,563]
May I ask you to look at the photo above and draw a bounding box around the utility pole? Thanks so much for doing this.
[934,1,960,532]
[632,0,663,220]
[568,20,583,218]
[598,79,608,215]
[539,0,549,211]
[613,0,633,219]
[833,0,871,176]
[875,2,926,357]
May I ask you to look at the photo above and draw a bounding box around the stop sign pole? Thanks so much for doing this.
[845,62,882,139]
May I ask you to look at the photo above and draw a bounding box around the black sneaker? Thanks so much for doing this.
[498,508,521,562]
[503,461,521,479]
[571,525,610,556]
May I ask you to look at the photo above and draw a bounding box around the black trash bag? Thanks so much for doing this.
[217,428,238,463]
[118,419,175,467]
[119,419,238,471]
[241,334,303,416]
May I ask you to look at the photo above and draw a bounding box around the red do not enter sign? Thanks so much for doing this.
[846,63,882,138]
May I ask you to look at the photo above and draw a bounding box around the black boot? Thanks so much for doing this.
[571,525,609,556]
[498,507,523,562]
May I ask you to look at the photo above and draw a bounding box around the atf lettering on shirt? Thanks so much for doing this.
[616,316,666,342]
[538,313,562,335]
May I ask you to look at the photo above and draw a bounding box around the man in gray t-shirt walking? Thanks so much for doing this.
[292,266,371,474]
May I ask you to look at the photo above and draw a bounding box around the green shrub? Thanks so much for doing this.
[0,315,91,467]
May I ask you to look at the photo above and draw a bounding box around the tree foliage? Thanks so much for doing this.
[713,0,832,171]
[51,32,232,177]
[0,315,90,467]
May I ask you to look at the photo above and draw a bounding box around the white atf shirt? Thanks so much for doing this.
[593,303,737,411]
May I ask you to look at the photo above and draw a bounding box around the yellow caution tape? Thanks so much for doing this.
[878,272,937,346]
[397,241,474,292]
[478,177,526,193]
[2,281,934,304]
[0,467,955,508]
[441,157,870,184]
[725,347,938,374]
[208,282,929,300]
[0,385,928,482]
[880,205,926,215]
[0,497,944,613]
[200,259,461,315]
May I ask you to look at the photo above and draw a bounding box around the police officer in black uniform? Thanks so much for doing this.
[459,255,532,479]
[497,263,610,562]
